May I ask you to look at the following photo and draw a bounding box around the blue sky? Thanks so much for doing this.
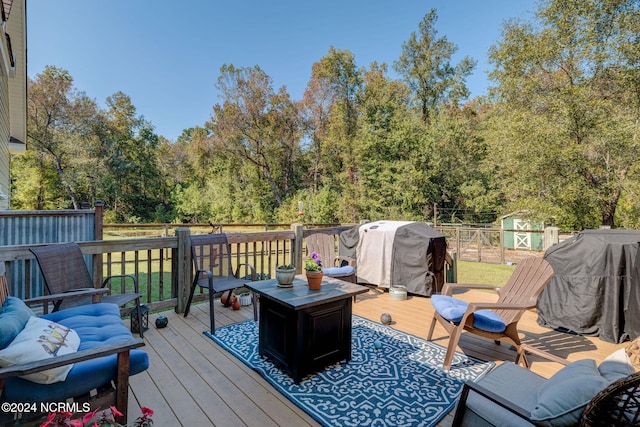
[27,1,534,142]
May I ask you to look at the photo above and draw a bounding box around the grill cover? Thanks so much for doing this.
[339,221,447,296]
[537,229,640,343]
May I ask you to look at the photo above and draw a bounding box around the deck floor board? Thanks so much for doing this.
[128,286,625,427]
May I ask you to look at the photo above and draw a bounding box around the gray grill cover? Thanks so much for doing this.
[537,229,640,343]
[339,221,446,296]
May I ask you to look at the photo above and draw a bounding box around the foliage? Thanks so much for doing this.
[486,0,640,229]
[14,3,640,229]
[305,252,322,271]
[394,9,476,123]
[21,67,167,222]
[206,64,304,215]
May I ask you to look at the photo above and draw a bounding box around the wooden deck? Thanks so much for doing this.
[127,286,625,427]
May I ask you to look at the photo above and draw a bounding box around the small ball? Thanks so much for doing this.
[380,313,392,325]
[374,340,382,349]
[221,290,237,306]
[155,316,168,328]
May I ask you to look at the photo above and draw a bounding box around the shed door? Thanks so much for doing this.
[514,219,531,250]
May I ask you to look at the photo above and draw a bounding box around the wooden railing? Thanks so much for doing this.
[0,225,352,314]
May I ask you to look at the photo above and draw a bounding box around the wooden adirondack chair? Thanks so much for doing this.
[306,232,356,282]
[184,233,256,334]
[427,257,555,370]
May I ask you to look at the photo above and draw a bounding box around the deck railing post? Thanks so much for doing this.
[174,228,191,314]
[292,223,303,274]
[93,201,104,287]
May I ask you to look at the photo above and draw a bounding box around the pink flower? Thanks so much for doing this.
[110,405,124,417]
[82,408,100,424]
[140,407,154,417]
[40,412,57,427]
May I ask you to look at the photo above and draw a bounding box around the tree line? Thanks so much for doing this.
[13,0,640,230]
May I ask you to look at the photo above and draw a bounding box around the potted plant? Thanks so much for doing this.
[305,252,324,290]
[276,264,296,287]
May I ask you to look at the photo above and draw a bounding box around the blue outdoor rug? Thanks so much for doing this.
[206,315,495,427]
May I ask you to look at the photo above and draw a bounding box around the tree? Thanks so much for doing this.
[487,0,640,229]
[394,9,476,124]
[207,64,304,220]
[26,66,100,208]
[304,48,363,222]
[356,62,427,219]
[98,92,164,222]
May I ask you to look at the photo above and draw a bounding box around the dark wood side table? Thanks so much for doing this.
[244,276,369,384]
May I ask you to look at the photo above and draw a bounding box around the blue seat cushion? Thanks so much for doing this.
[322,266,355,277]
[431,295,506,333]
[3,303,149,403]
[0,297,36,349]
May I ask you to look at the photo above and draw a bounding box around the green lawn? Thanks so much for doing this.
[456,260,516,288]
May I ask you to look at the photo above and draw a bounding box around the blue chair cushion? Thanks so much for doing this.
[3,303,149,403]
[431,295,506,333]
[0,297,36,349]
[322,266,355,277]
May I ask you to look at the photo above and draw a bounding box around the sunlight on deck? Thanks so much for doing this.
[128,287,625,427]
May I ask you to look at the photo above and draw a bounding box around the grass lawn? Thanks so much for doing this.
[456,260,516,288]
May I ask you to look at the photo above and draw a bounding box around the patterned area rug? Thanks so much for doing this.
[206,315,494,427]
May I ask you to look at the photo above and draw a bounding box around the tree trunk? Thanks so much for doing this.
[601,190,621,228]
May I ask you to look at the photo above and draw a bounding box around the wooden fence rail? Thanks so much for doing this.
[0,225,353,314]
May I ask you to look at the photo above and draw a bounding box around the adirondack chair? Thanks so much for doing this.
[29,242,144,338]
[427,257,555,370]
[306,232,356,282]
[0,263,148,425]
[184,233,256,334]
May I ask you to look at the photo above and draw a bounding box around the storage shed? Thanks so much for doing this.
[500,212,544,251]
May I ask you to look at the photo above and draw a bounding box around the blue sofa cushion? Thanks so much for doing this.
[322,266,355,277]
[3,303,149,403]
[531,359,609,426]
[431,295,506,333]
[0,297,36,349]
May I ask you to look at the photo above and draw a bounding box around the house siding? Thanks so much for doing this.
[0,0,26,209]
[7,0,26,145]
[0,73,9,210]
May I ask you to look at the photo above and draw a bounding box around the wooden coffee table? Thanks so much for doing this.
[244,276,369,383]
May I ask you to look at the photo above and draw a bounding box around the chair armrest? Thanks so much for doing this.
[234,263,256,280]
[441,283,501,296]
[453,380,532,426]
[0,338,145,380]
[194,269,214,287]
[466,302,535,311]
[102,274,139,294]
[23,288,111,306]
[517,344,570,366]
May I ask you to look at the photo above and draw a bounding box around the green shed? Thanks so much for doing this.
[500,212,545,251]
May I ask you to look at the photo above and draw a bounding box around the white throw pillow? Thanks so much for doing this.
[599,348,635,382]
[0,316,80,384]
